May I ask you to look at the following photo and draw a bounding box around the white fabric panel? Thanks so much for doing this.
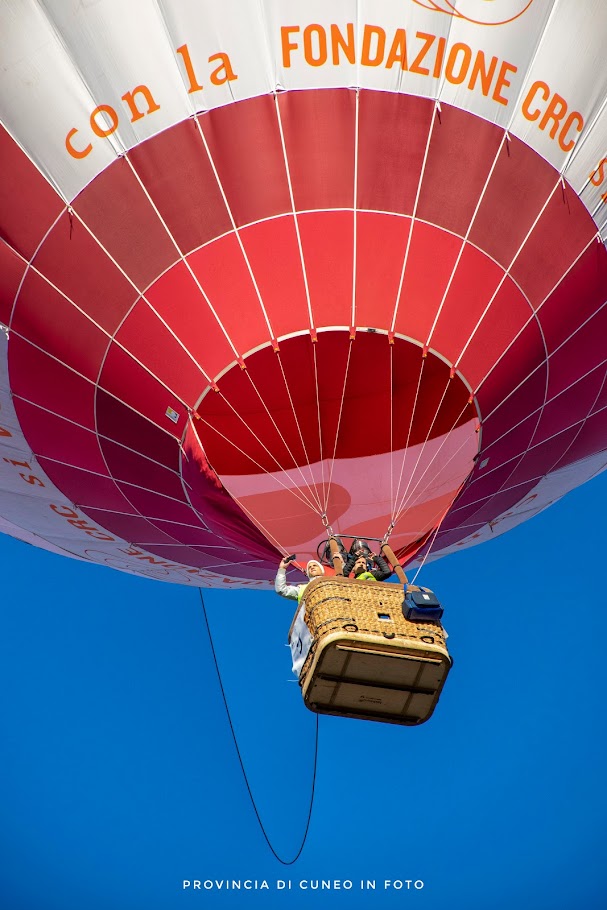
[158,0,275,103]
[0,0,116,199]
[1,0,605,224]
[431,0,553,127]
[354,0,451,95]
[265,0,360,90]
[0,514,88,560]
[289,603,312,677]
[565,100,607,229]
[508,0,607,171]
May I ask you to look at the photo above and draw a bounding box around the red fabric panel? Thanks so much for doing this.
[313,330,379,459]
[14,401,107,473]
[29,210,138,334]
[457,280,535,391]
[73,156,178,292]
[468,134,560,268]
[480,367,547,453]
[451,461,524,519]
[200,349,310,473]
[278,88,355,211]
[544,304,607,402]
[357,91,434,215]
[553,411,607,469]
[11,269,108,381]
[82,508,183,546]
[297,211,354,328]
[0,127,63,259]
[196,407,289,477]
[434,522,485,549]
[429,242,505,364]
[149,522,220,548]
[415,105,503,238]
[239,216,311,337]
[534,368,605,447]
[116,301,206,406]
[538,242,607,355]
[128,119,231,255]
[354,213,409,329]
[509,184,597,308]
[118,488,197,526]
[188,233,271,355]
[505,427,580,488]
[199,332,340,473]
[589,378,607,416]
[258,335,325,468]
[36,460,138,514]
[10,337,96,430]
[99,437,184,500]
[139,545,272,579]
[452,481,537,527]
[199,95,291,227]
[475,319,546,416]
[199,333,472,477]
[131,545,215,568]
[99,344,187,436]
[0,242,27,326]
[182,422,280,563]
[95,389,180,473]
[392,222,461,342]
[144,261,234,383]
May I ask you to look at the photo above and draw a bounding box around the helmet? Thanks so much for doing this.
[349,539,372,558]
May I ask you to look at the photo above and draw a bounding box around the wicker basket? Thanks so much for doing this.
[295,576,451,726]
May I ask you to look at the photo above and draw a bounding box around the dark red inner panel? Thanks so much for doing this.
[197,332,476,477]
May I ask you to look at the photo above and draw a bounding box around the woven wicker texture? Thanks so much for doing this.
[296,577,451,725]
[298,576,449,683]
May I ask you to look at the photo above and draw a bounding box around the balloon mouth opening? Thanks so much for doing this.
[193,329,479,562]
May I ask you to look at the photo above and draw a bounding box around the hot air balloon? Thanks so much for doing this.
[1,0,606,593]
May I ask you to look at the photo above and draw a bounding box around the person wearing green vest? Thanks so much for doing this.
[275,556,325,602]
[347,552,392,582]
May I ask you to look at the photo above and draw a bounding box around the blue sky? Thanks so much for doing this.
[1,471,606,910]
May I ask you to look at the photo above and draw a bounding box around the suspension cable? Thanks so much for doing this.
[392,396,476,527]
[409,490,462,586]
[391,351,427,524]
[198,588,319,865]
[323,337,354,518]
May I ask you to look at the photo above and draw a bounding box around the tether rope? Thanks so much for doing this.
[198,588,319,865]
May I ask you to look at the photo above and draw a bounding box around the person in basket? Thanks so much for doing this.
[342,550,392,582]
[275,557,324,602]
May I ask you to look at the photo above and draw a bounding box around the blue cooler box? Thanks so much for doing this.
[403,587,444,622]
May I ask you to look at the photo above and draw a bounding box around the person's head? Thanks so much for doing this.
[353,555,369,577]
[349,538,371,559]
[306,560,325,579]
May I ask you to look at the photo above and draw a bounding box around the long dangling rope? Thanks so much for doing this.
[198,588,319,865]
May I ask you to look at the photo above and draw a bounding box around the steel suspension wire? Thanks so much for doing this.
[323,337,354,517]
[198,588,319,865]
[408,472,470,586]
